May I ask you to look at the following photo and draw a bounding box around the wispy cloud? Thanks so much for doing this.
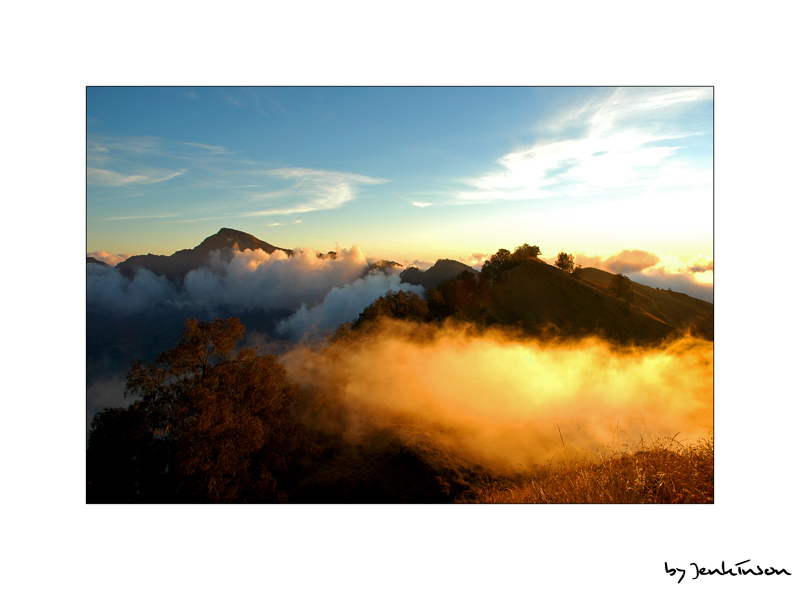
[452,87,712,204]
[176,141,234,155]
[412,201,433,208]
[96,193,146,201]
[91,136,164,156]
[88,167,149,185]
[89,135,242,164]
[105,213,180,221]
[223,90,274,118]
[244,167,388,216]
[88,167,186,186]
[265,220,303,227]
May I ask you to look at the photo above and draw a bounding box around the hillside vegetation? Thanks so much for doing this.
[487,259,675,343]
[581,267,713,339]
[400,259,478,291]
[468,435,713,504]
[426,257,702,345]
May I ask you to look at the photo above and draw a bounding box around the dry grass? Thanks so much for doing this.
[466,434,713,504]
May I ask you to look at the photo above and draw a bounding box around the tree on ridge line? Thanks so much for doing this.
[555,251,575,273]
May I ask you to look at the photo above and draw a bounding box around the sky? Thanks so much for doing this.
[87,86,713,299]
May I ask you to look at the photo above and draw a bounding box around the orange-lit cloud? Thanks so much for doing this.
[88,251,132,266]
[600,249,661,274]
[458,252,490,268]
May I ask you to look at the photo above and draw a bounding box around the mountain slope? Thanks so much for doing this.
[400,259,478,291]
[580,267,713,339]
[116,228,293,281]
[484,260,678,343]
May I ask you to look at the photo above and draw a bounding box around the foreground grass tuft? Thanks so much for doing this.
[466,436,713,504]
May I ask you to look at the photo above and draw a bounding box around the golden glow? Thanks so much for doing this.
[283,319,713,469]
[692,271,714,285]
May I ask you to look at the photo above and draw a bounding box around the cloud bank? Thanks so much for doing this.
[87,245,424,341]
[87,264,178,314]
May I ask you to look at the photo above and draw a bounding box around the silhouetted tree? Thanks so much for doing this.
[555,251,575,273]
[608,273,635,306]
[351,290,430,330]
[425,288,452,321]
[100,317,314,502]
[87,402,170,503]
[481,248,515,281]
[572,264,585,280]
[512,243,541,261]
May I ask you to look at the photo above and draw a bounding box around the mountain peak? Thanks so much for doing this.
[117,228,292,281]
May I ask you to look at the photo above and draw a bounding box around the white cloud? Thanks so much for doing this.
[105,213,179,221]
[87,167,148,185]
[278,273,424,340]
[148,169,186,183]
[88,166,185,186]
[453,87,712,203]
[245,167,388,216]
[87,265,177,314]
[181,245,373,313]
[176,141,231,154]
[412,201,433,208]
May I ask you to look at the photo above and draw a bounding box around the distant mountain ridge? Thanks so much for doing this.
[116,228,293,281]
[400,259,478,291]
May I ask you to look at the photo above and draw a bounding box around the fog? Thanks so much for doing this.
[282,319,713,469]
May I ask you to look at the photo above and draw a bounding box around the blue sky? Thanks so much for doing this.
[87,86,712,287]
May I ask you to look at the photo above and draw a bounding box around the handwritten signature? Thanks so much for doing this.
[665,561,791,582]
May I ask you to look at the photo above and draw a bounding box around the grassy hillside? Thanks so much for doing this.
[467,436,713,504]
[581,268,713,339]
[400,259,477,291]
[485,259,676,344]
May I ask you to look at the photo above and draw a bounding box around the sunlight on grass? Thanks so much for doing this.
[464,434,713,504]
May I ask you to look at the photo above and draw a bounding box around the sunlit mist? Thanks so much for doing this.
[283,319,713,470]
